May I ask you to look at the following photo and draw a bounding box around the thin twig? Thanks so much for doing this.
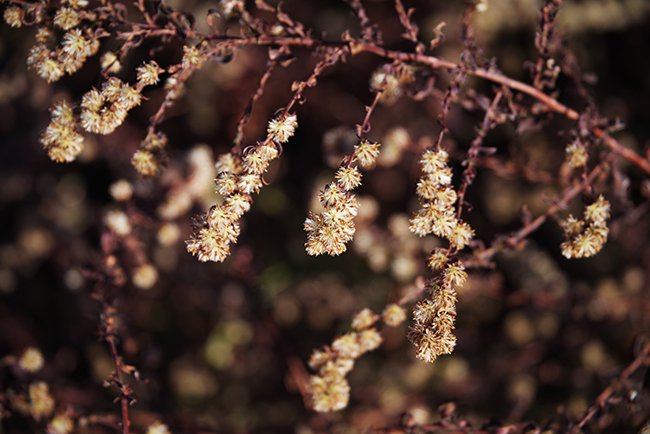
[571,341,650,433]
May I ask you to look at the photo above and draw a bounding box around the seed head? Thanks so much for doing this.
[335,166,363,191]
[47,414,74,434]
[18,348,45,373]
[354,140,381,168]
[137,61,162,86]
[29,382,55,420]
[131,149,161,177]
[267,114,297,143]
[54,7,80,30]
[351,308,376,331]
[382,304,407,327]
[4,6,24,27]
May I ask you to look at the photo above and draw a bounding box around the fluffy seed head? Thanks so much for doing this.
[351,308,376,331]
[354,140,381,168]
[137,61,162,86]
[3,6,24,27]
[309,373,350,412]
[132,149,160,177]
[382,304,407,327]
[335,166,362,191]
[47,414,74,434]
[565,142,588,168]
[18,348,45,373]
[54,7,80,30]
[267,114,297,143]
[420,149,449,173]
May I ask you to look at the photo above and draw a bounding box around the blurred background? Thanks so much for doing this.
[0,0,649,432]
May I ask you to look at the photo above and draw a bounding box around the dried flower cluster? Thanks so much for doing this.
[48,414,75,434]
[408,262,467,363]
[18,347,45,373]
[132,131,168,177]
[304,140,380,256]
[185,115,294,262]
[560,195,610,259]
[41,101,84,162]
[21,0,99,84]
[2,347,75,434]
[409,149,474,250]
[39,62,161,163]
[405,148,475,362]
[2,0,644,429]
[308,305,406,412]
[565,141,588,169]
[29,381,55,420]
[79,78,141,134]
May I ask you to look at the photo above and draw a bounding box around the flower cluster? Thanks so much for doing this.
[149,44,207,106]
[38,61,162,164]
[304,139,380,256]
[41,101,84,162]
[29,381,55,420]
[406,148,474,362]
[309,304,406,412]
[186,115,295,262]
[48,414,75,434]
[132,131,168,177]
[560,195,610,259]
[80,77,142,135]
[21,0,98,84]
[565,141,588,169]
[409,149,475,250]
[3,6,23,28]
[408,262,467,363]
[18,347,45,373]
[11,0,169,166]
[182,44,208,70]
[3,347,74,433]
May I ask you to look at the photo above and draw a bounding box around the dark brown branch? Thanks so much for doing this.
[571,341,650,433]
[233,50,282,152]
[457,91,503,219]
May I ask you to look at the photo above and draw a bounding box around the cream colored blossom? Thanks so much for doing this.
[182,45,207,69]
[332,333,362,359]
[47,414,74,434]
[132,263,158,290]
[146,422,171,434]
[29,382,55,420]
[351,308,376,331]
[561,195,610,259]
[104,210,131,236]
[4,6,24,27]
[137,61,162,86]
[109,180,133,202]
[41,101,84,162]
[354,140,381,168]
[565,142,588,168]
[18,348,44,373]
[335,166,362,191]
[131,149,160,177]
[267,114,297,143]
[54,7,80,30]
[309,373,350,412]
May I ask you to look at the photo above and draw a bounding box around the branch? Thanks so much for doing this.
[571,341,650,433]
[198,34,650,174]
